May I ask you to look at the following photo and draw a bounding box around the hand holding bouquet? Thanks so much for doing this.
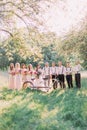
[11,71,15,76]
[24,69,28,75]
[29,71,33,75]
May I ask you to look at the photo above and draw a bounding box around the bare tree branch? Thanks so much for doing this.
[0,10,30,33]
[0,28,13,37]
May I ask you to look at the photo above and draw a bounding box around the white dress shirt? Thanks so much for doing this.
[43,67,50,76]
[65,67,72,75]
[50,66,57,75]
[73,64,82,73]
[57,65,66,75]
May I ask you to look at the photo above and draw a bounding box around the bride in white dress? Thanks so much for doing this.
[33,72,49,92]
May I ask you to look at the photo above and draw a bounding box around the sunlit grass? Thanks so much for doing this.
[0,78,87,130]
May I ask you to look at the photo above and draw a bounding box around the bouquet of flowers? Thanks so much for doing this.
[19,69,21,74]
[24,69,28,75]
[29,71,33,75]
[34,71,37,75]
[11,71,15,76]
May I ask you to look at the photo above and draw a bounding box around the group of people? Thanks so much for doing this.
[8,60,82,92]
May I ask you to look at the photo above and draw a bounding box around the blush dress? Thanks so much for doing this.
[15,68,22,90]
[27,70,33,81]
[21,68,28,83]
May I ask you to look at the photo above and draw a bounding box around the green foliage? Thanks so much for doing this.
[0,23,87,69]
[42,44,58,64]
[59,27,87,68]
[0,46,9,70]
[0,37,29,68]
[0,0,87,69]
[0,78,87,130]
[0,29,63,69]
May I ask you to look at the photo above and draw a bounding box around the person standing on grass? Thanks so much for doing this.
[73,61,82,88]
[27,64,34,81]
[15,63,22,90]
[35,64,43,79]
[50,62,57,89]
[65,62,73,89]
[21,63,28,83]
[8,63,16,90]
[43,62,51,87]
[57,61,66,89]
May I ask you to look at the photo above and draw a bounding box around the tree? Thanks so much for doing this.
[58,24,87,68]
[0,0,56,40]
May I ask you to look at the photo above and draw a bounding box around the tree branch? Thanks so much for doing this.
[0,28,13,37]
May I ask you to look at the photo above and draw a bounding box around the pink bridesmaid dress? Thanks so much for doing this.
[15,68,22,90]
[21,68,28,83]
[27,70,33,81]
[27,64,34,81]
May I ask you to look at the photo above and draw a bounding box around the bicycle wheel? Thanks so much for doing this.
[22,81,34,89]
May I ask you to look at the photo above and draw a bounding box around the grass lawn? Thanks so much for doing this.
[0,78,87,130]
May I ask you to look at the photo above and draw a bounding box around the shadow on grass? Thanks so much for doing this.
[0,78,87,130]
[0,103,41,130]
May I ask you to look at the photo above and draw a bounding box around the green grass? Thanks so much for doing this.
[0,78,87,130]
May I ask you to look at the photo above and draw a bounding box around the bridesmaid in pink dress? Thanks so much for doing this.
[15,63,22,90]
[8,63,16,90]
[27,64,34,81]
[21,63,28,83]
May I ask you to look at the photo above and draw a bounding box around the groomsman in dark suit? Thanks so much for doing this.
[73,61,82,88]
[43,62,51,87]
[57,61,66,88]
[50,62,57,89]
[65,62,73,88]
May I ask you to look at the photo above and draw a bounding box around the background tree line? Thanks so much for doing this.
[0,24,87,69]
[0,0,87,69]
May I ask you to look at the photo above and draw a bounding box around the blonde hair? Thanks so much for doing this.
[15,63,20,69]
